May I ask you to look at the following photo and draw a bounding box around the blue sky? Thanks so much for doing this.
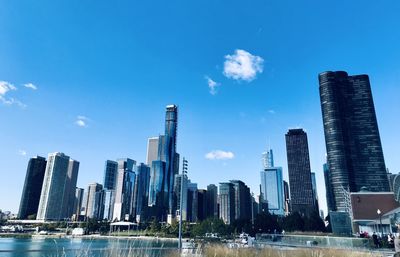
[1,1,400,215]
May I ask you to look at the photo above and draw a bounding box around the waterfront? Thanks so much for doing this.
[0,237,178,257]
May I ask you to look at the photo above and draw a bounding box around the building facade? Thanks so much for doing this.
[319,71,390,211]
[113,158,136,221]
[206,184,218,218]
[219,182,235,224]
[37,152,79,221]
[285,129,315,216]
[18,156,47,219]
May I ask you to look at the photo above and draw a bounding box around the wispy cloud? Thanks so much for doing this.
[0,81,16,95]
[223,49,264,82]
[205,150,235,160]
[205,76,220,95]
[18,150,27,156]
[268,109,276,114]
[23,83,37,90]
[75,115,89,128]
[0,81,27,108]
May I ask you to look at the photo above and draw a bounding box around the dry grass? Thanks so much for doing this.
[203,245,380,257]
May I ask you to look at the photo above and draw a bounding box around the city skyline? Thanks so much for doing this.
[1,1,400,217]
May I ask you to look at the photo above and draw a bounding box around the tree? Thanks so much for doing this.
[304,211,326,232]
[282,212,304,232]
[254,213,281,234]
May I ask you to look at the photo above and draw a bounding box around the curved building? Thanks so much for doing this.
[319,71,390,212]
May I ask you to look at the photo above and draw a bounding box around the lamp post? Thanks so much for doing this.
[178,158,188,250]
[377,209,383,235]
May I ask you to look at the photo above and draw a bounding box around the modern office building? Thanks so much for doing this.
[146,137,160,166]
[102,190,115,221]
[148,160,168,220]
[260,167,285,216]
[64,159,80,219]
[219,182,235,224]
[285,129,315,216]
[230,180,252,220]
[311,172,319,212]
[73,187,84,220]
[163,105,180,216]
[206,184,218,218]
[113,158,136,221]
[283,180,290,214]
[37,152,79,221]
[319,71,390,212]
[18,156,47,219]
[187,181,198,222]
[174,174,188,221]
[132,163,150,222]
[103,160,118,190]
[85,183,103,219]
[262,149,274,169]
[260,148,285,216]
[197,189,207,221]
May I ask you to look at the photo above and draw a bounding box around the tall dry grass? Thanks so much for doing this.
[202,245,380,257]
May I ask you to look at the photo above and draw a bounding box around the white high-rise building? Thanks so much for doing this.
[37,152,79,221]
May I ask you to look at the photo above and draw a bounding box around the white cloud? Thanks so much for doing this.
[205,150,235,160]
[205,76,220,95]
[223,49,264,81]
[0,81,16,95]
[268,109,276,114]
[23,83,37,90]
[0,96,27,108]
[75,115,89,128]
[18,150,27,156]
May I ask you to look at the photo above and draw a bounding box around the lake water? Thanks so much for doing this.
[0,237,179,257]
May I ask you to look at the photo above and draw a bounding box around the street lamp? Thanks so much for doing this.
[377,209,383,235]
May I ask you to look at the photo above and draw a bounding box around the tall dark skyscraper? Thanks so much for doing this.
[163,105,179,215]
[285,129,315,216]
[319,71,390,212]
[206,184,218,218]
[18,156,47,219]
[103,160,118,190]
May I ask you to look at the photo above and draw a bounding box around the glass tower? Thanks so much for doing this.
[18,156,47,219]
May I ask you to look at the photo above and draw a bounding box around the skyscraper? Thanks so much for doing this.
[260,148,285,216]
[219,182,235,224]
[285,129,315,216]
[260,167,285,216]
[163,105,179,215]
[311,172,319,211]
[146,137,160,166]
[64,159,80,218]
[323,163,335,212]
[283,180,290,214]
[197,189,207,221]
[148,160,167,220]
[113,158,136,221]
[132,163,150,222]
[262,149,274,169]
[37,152,79,221]
[230,180,252,220]
[85,183,103,219]
[174,174,188,221]
[73,187,84,220]
[206,184,218,218]
[18,156,47,219]
[187,181,198,222]
[103,160,118,190]
[319,71,390,211]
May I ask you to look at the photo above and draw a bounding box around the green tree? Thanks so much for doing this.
[254,213,281,234]
[304,211,326,232]
[282,212,304,232]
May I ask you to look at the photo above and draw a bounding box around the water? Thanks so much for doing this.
[0,237,179,257]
